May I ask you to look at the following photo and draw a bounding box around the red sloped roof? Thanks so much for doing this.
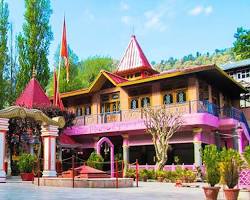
[15,78,51,108]
[104,71,128,84]
[59,134,79,146]
[116,35,152,73]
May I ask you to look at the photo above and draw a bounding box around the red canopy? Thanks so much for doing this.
[15,78,51,108]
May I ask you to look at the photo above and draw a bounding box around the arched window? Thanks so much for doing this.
[130,99,138,109]
[141,97,150,107]
[85,106,91,115]
[112,102,117,112]
[177,91,186,103]
[163,94,173,104]
[76,107,82,116]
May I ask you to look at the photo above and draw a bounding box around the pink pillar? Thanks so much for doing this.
[236,128,244,154]
[96,137,114,178]
[41,125,59,177]
[0,118,8,183]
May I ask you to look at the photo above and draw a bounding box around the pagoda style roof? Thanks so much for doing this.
[116,35,156,75]
[15,78,51,108]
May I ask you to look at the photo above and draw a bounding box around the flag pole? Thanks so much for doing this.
[56,56,62,105]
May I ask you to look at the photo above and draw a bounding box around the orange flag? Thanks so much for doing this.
[60,17,69,82]
[53,68,64,110]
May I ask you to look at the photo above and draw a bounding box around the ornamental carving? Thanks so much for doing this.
[0,106,65,128]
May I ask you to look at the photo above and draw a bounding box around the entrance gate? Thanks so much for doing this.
[0,106,65,182]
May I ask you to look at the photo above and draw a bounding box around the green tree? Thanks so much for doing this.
[233,27,250,60]
[16,0,53,97]
[0,0,9,109]
[78,56,116,88]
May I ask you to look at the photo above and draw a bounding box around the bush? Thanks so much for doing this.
[125,168,136,179]
[243,145,250,168]
[18,153,36,173]
[86,152,104,170]
[202,145,220,187]
[219,148,244,188]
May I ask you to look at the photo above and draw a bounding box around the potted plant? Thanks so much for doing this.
[139,169,148,182]
[156,170,165,182]
[125,168,136,180]
[202,145,221,200]
[219,148,243,200]
[243,145,250,167]
[18,153,36,181]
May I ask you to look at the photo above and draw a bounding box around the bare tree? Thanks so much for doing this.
[143,106,184,170]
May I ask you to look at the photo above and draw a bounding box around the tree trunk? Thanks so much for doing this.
[155,156,167,171]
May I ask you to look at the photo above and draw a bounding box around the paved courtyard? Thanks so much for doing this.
[0,181,249,200]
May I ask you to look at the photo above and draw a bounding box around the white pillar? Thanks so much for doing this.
[122,134,129,175]
[193,128,202,167]
[0,118,9,183]
[41,125,58,177]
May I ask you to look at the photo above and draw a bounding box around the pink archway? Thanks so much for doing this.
[96,137,114,178]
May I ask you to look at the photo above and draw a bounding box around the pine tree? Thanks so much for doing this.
[16,0,53,96]
[0,0,9,109]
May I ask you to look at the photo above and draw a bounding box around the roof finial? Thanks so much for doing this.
[32,66,36,78]
[131,25,135,37]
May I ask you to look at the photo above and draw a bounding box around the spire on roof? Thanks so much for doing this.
[32,65,36,78]
[15,77,51,108]
[116,35,154,75]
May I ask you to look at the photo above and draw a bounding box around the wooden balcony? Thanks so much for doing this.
[74,100,230,126]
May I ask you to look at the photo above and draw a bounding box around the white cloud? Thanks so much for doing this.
[144,9,167,32]
[188,6,203,16]
[188,5,213,16]
[204,6,213,15]
[121,15,132,25]
[120,1,129,11]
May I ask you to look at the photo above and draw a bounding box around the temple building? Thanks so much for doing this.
[58,35,250,170]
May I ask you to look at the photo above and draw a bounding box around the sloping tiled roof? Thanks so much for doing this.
[221,58,250,71]
[59,134,80,147]
[103,71,128,84]
[15,78,51,108]
[116,35,152,73]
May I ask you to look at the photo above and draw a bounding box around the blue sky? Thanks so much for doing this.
[7,0,250,66]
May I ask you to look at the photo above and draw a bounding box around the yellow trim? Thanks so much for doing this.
[58,64,247,99]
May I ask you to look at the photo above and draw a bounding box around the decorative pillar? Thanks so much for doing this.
[214,130,221,150]
[0,118,9,183]
[41,125,59,177]
[122,134,129,175]
[232,128,239,151]
[193,128,202,167]
[236,128,243,154]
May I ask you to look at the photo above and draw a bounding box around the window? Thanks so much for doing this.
[177,91,186,103]
[237,73,241,79]
[76,107,82,116]
[163,94,173,104]
[130,99,138,109]
[85,106,91,115]
[141,97,150,107]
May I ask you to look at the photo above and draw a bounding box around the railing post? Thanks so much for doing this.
[120,110,122,122]
[116,160,118,188]
[84,115,86,126]
[72,155,75,188]
[37,158,40,186]
[189,101,192,113]
[136,159,139,187]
